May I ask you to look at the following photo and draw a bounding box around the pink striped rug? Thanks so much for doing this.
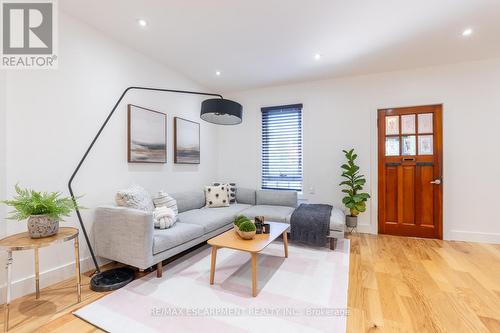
[75,239,350,332]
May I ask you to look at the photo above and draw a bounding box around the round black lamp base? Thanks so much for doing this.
[90,267,135,292]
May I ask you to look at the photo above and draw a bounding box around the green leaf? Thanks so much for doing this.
[357,193,371,199]
[355,202,366,212]
[345,202,355,209]
[342,197,352,205]
[354,179,366,185]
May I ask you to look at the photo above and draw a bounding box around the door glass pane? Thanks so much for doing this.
[418,113,433,133]
[386,116,399,135]
[402,136,416,155]
[401,114,416,134]
[385,137,400,156]
[418,135,433,155]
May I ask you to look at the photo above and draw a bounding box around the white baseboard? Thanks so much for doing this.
[354,223,375,234]
[447,230,500,244]
[0,257,92,303]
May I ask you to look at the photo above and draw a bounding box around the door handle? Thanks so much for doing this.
[430,179,442,185]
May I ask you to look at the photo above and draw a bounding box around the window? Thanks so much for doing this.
[261,104,303,191]
[384,113,434,156]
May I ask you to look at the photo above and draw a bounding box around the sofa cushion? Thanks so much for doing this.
[256,190,298,208]
[204,185,230,208]
[153,222,204,254]
[177,203,251,233]
[240,205,295,223]
[236,188,256,205]
[171,191,205,213]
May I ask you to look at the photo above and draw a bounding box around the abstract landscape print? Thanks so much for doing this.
[128,104,167,163]
[174,117,200,164]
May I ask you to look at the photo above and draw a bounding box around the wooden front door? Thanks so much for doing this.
[378,105,443,239]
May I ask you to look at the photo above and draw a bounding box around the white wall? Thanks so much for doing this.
[218,58,500,244]
[1,12,219,299]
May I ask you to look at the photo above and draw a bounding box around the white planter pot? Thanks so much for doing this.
[345,215,358,228]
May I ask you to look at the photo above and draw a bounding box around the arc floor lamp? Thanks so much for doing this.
[68,86,242,291]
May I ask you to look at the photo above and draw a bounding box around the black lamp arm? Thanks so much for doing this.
[68,86,224,274]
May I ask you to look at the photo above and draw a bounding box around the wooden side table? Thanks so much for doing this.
[0,227,81,332]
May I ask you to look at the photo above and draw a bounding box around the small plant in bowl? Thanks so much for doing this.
[234,215,248,228]
[1,185,82,238]
[238,221,257,240]
[233,215,256,240]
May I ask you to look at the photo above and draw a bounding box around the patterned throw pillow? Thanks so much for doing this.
[153,191,178,217]
[115,185,154,212]
[213,182,236,204]
[205,185,230,208]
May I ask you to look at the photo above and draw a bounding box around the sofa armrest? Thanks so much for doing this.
[94,205,154,269]
[329,207,345,239]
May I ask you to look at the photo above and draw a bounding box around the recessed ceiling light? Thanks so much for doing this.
[462,28,473,37]
[137,19,148,28]
[314,53,322,60]
[215,71,221,76]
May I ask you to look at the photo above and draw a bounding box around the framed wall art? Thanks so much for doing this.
[128,104,167,163]
[174,117,200,164]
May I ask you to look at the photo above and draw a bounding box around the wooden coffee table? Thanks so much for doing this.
[208,221,289,297]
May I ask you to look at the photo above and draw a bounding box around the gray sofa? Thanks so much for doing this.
[94,188,344,277]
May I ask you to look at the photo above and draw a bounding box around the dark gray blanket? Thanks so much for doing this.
[290,204,332,246]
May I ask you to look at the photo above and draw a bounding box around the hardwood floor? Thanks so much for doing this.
[347,234,500,333]
[0,234,499,332]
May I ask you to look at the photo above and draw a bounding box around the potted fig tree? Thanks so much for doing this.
[1,185,82,238]
[340,149,370,230]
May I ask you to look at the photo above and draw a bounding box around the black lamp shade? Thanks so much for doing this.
[200,98,242,125]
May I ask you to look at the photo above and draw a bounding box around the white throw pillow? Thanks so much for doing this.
[213,182,236,204]
[115,185,154,212]
[205,185,230,208]
[153,191,178,219]
[153,207,176,229]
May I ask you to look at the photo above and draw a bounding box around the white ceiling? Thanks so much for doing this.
[61,0,500,92]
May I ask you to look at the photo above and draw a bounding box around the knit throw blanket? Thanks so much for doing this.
[290,204,332,246]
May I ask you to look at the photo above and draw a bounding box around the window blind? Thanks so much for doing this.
[261,104,303,191]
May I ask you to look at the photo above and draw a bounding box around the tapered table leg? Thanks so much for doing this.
[4,251,12,332]
[34,248,40,299]
[251,253,257,297]
[283,231,289,258]
[210,246,217,285]
[74,237,82,303]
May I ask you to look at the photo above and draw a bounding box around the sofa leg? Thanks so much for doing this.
[156,262,163,278]
[329,238,337,250]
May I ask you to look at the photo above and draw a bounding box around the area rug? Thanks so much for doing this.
[75,239,350,333]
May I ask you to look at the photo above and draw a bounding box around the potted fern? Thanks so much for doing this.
[340,149,370,229]
[1,185,82,238]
